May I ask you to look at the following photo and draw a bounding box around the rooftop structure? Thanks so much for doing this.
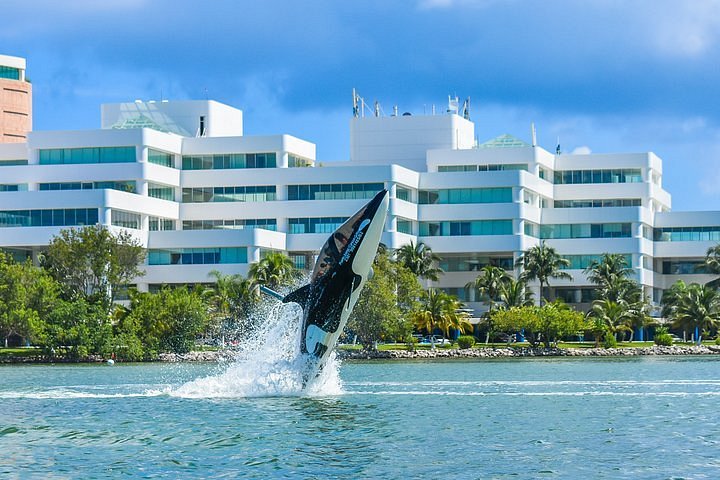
[0,54,32,143]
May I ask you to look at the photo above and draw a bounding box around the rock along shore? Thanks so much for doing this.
[3,345,720,363]
[337,345,720,360]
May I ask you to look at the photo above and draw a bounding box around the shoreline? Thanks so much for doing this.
[3,345,720,363]
[337,345,720,360]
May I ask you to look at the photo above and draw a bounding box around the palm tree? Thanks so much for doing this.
[585,253,633,302]
[394,241,443,282]
[465,265,510,309]
[248,252,300,290]
[664,282,720,345]
[704,244,720,288]
[516,242,572,304]
[412,289,470,349]
[207,270,259,340]
[498,277,535,309]
[588,299,633,342]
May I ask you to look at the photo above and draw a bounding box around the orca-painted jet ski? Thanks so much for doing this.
[262,189,389,379]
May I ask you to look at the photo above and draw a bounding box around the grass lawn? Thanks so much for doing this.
[0,347,43,358]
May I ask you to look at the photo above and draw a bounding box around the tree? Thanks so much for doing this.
[704,244,720,288]
[207,270,259,340]
[662,281,720,344]
[587,299,633,343]
[412,289,471,349]
[248,251,300,290]
[498,277,535,309]
[394,241,443,282]
[127,286,210,355]
[42,297,111,359]
[348,248,422,349]
[584,253,633,302]
[466,265,511,309]
[516,242,571,304]
[0,254,58,347]
[492,302,589,348]
[42,225,145,309]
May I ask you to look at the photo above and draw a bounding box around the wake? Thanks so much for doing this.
[169,302,344,398]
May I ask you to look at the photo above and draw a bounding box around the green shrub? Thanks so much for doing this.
[715,337,720,346]
[457,335,476,349]
[653,326,673,346]
[603,334,618,348]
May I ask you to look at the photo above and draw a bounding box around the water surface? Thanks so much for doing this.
[2,357,720,479]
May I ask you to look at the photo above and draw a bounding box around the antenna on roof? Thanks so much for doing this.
[531,123,537,147]
[556,137,561,155]
[352,88,359,118]
[462,97,470,120]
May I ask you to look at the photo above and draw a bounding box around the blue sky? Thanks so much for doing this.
[3,0,720,210]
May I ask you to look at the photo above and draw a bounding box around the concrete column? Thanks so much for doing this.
[137,179,149,196]
[101,207,112,226]
[249,246,261,263]
[514,219,524,236]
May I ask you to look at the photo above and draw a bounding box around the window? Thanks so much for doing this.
[0,208,98,227]
[439,256,513,272]
[148,247,248,265]
[661,260,707,274]
[39,181,136,193]
[539,223,632,239]
[288,155,314,167]
[0,184,26,192]
[148,149,174,167]
[419,220,512,236]
[560,254,632,270]
[287,183,384,201]
[39,147,136,165]
[0,159,28,166]
[181,152,277,170]
[553,169,642,185]
[149,217,175,231]
[181,219,277,231]
[0,66,21,80]
[524,222,539,237]
[654,227,720,242]
[396,219,413,234]
[437,164,527,172]
[148,183,174,201]
[111,210,141,229]
[396,187,412,202]
[418,188,512,204]
[289,217,348,234]
[554,199,641,208]
[182,186,276,203]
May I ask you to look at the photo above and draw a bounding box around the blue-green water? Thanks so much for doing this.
[2,357,720,479]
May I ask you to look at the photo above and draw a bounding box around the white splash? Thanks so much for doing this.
[170,302,344,398]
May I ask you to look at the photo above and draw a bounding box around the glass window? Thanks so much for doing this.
[148,149,174,167]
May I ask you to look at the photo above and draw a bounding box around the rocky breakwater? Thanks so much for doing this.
[337,344,720,360]
[158,350,228,362]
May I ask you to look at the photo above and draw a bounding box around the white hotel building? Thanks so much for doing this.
[1,97,719,317]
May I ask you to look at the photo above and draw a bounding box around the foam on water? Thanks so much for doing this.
[169,302,344,398]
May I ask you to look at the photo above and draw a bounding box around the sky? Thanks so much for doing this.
[2,0,720,211]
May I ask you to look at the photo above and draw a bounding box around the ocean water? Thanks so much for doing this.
[2,356,720,479]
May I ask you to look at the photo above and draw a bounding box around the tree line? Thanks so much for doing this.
[3,226,720,359]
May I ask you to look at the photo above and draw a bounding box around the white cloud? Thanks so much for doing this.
[571,146,592,155]
[647,0,720,57]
